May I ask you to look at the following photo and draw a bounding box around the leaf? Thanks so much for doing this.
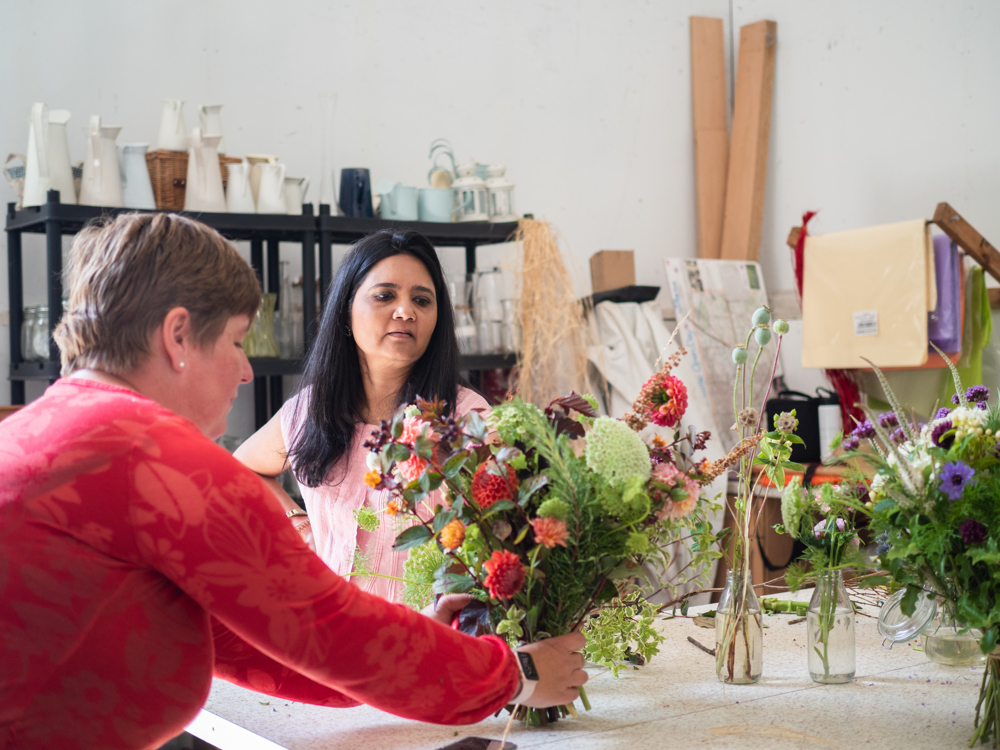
[414,434,436,461]
[464,409,489,442]
[785,434,806,446]
[425,471,443,492]
[432,510,458,532]
[496,446,524,466]
[442,452,469,479]
[433,573,476,594]
[783,462,805,473]
[453,598,493,636]
[547,391,598,418]
[392,524,433,551]
[517,474,550,506]
[480,499,515,521]
[873,498,897,514]
[386,442,412,464]
[514,524,530,544]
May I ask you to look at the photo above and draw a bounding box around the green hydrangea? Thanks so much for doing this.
[781,476,808,532]
[597,475,648,520]
[584,416,651,488]
[625,531,651,554]
[537,498,570,519]
[490,400,546,444]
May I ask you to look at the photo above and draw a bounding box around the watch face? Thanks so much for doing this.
[517,651,539,680]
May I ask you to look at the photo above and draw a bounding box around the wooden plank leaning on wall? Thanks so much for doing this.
[690,16,730,259]
[720,19,777,262]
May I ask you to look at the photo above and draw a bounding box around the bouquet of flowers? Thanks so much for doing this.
[362,348,720,724]
[839,356,1000,745]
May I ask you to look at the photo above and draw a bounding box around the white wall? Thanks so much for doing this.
[2,0,999,423]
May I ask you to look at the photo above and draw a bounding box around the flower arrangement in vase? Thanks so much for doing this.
[360,346,721,725]
[715,307,799,684]
[839,352,1000,746]
[777,474,868,683]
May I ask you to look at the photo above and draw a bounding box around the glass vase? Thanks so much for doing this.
[715,570,763,684]
[922,602,986,667]
[245,293,280,358]
[807,569,855,683]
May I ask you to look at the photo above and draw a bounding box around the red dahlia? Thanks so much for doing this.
[483,550,525,600]
[471,460,518,510]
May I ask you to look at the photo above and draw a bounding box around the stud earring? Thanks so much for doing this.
[346,326,352,337]
[179,362,185,368]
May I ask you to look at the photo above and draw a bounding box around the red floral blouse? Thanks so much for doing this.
[0,380,517,749]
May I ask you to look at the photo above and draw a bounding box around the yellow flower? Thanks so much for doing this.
[439,519,466,551]
[364,469,382,488]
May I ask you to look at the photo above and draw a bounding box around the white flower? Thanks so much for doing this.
[365,450,381,472]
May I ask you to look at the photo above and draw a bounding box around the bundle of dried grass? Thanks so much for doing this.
[513,218,591,407]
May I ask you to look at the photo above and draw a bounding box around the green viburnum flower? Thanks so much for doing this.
[401,543,446,610]
[353,507,380,533]
[597,475,648,519]
[536,498,571,519]
[489,400,546,444]
[585,416,651,488]
[625,531,651,554]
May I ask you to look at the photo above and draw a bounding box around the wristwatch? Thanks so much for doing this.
[510,650,538,704]
[286,508,308,519]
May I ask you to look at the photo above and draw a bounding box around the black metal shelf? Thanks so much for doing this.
[6,193,520,429]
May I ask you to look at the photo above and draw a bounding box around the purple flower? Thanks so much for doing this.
[959,519,988,545]
[935,407,951,420]
[978,401,988,411]
[851,419,876,439]
[878,412,899,429]
[952,393,962,405]
[966,385,990,404]
[939,461,975,501]
[930,420,954,448]
[890,428,906,445]
[813,517,846,539]
[842,435,860,451]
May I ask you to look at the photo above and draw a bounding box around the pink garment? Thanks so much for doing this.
[281,387,489,603]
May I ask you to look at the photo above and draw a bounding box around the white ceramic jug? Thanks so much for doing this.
[284,176,310,215]
[23,103,77,206]
[246,153,278,202]
[118,143,156,210]
[79,116,123,207]
[198,104,225,154]
[225,159,256,213]
[256,163,287,214]
[157,99,187,151]
[183,128,226,213]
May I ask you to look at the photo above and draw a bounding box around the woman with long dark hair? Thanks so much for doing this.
[236,229,489,601]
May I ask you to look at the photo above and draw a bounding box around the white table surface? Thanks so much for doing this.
[186,597,987,750]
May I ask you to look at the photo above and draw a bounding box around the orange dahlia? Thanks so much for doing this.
[483,549,525,600]
[531,516,570,549]
[439,519,466,551]
[471,460,518,510]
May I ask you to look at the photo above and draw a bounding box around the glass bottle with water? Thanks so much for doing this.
[807,569,855,683]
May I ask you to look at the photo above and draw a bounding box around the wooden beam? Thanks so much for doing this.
[720,20,778,262]
[690,16,729,259]
[932,202,1000,284]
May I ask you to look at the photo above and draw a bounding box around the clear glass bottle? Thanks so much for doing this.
[32,306,50,361]
[21,306,37,362]
[807,569,855,683]
[245,293,280,358]
[922,602,986,667]
[275,261,296,359]
[500,298,521,353]
[715,570,763,684]
[454,306,478,355]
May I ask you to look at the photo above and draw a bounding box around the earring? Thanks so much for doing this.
[346,326,352,337]
[179,362,185,368]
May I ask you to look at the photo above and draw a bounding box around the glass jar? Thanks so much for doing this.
[715,570,763,684]
[922,602,987,667]
[31,306,50,361]
[807,569,855,683]
[454,306,478,355]
[21,306,37,361]
[245,293,280,358]
[500,298,521,353]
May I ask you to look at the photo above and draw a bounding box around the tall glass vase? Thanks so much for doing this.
[245,293,280,358]
[807,569,855,683]
[715,570,762,684]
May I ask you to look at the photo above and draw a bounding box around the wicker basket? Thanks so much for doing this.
[145,150,243,211]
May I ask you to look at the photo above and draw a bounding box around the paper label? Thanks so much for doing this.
[853,310,879,337]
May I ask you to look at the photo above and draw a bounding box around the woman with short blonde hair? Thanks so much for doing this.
[0,213,586,749]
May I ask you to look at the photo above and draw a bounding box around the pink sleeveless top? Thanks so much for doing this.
[281,387,489,603]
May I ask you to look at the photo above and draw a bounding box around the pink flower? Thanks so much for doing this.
[651,462,682,487]
[531,516,570,549]
[400,416,438,447]
[813,517,846,538]
[397,453,429,483]
[649,375,689,428]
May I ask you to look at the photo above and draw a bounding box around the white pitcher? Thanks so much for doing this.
[118,143,156,210]
[79,116,123,207]
[284,176,310,215]
[157,99,187,152]
[256,163,287,214]
[198,104,225,154]
[23,103,77,206]
[246,153,278,203]
[183,128,226,213]
[225,159,255,213]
